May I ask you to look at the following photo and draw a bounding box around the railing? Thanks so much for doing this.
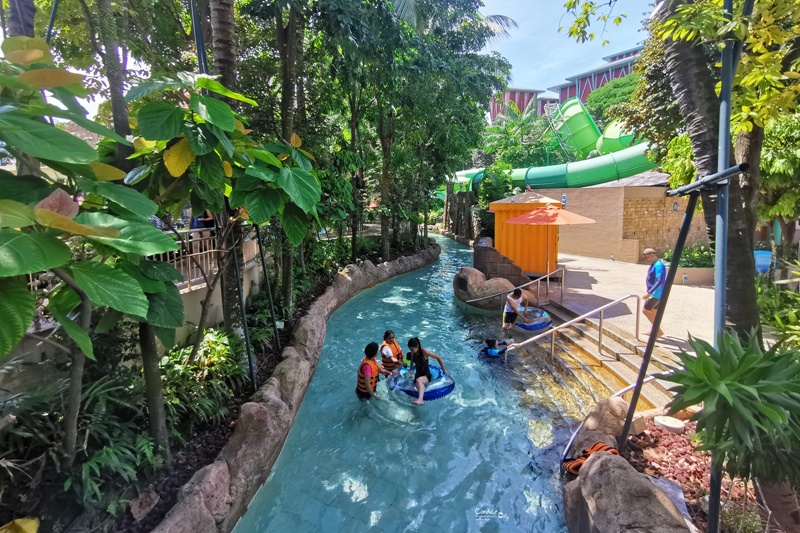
[465,268,565,307]
[504,294,641,363]
[558,375,658,475]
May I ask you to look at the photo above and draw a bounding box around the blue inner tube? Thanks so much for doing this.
[388,365,455,401]
[515,307,553,332]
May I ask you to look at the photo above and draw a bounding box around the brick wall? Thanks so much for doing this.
[473,245,530,287]
[622,188,708,258]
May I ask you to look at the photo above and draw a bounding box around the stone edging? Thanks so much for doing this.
[151,243,442,533]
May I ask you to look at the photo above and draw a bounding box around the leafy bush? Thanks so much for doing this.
[662,134,696,188]
[161,329,248,436]
[660,332,800,487]
[663,244,715,268]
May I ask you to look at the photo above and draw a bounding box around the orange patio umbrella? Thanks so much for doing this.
[504,205,596,273]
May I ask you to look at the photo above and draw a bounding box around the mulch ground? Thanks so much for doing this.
[623,419,760,532]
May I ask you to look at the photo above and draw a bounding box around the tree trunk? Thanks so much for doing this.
[378,106,393,261]
[298,240,305,277]
[658,0,761,339]
[139,323,171,464]
[53,269,91,471]
[778,218,795,280]
[209,0,237,90]
[277,6,299,311]
[8,0,35,37]
[209,0,243,333]
[349,93,361,264]
[96,0,133,170]
[725,128,762,337]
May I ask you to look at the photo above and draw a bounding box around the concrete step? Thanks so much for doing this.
[541,303,675,409]
[554,327,672,410]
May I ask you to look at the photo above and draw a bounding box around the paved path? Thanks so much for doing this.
[555,254,715,355]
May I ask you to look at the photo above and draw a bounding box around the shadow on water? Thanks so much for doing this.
[234,236,575,533]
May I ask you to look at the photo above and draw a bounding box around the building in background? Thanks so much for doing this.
[548,46,642,104]
[489,87,559,121]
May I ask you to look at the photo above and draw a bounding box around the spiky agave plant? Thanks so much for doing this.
[659,331,800,487]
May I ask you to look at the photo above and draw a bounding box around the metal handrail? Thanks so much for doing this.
[559,375,659,469]
[465,268,565,305]
[504,294,641,363]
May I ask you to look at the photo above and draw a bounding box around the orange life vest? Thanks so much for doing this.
[380,339,403,370]
[357,358,379,393]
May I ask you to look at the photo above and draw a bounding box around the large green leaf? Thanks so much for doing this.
[145,284,184,328]
[49,307,95,360]
[245,188,283,224]
[0,229,70,276]
[281,203,309,247]
[30,103,131,145]
[0,277,35,358]
[154,326,176,349]
[0,111,98,164]
[0,172,56,204]
[246,148,283,169]
[195,76,258,106]
[137,101,185,141]
[76,178,158,217]
[48,284,80,316]
[206,123,235,156]
[126,76,189,103]
[291,148,313,171]
[196,153,226,189]
[70,261,149,317]
[123,165,152,186]
[183,122,217,155]
[190,94,235,132]
[74,212,178,255]
[245,164,278,182]
[276,167,321,213]
[138,260,184,282]
[0,199,35,228]
[118,262,167,294]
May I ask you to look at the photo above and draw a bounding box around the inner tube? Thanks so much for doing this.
[480,340,508,358]
[388,365,455,401]
[515,307,553,332]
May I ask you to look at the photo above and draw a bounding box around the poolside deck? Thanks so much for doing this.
[556,254,715,356]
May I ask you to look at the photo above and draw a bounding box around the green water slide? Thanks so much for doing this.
[456,98,656,194]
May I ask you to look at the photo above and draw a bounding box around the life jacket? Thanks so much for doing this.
[380,339,402,370]
[357,358,379,393]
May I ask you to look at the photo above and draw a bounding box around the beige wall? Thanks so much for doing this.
[546,187,634,262]
[622,187,708,260]
[546,186,709,264]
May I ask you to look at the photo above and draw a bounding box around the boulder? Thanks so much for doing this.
[250,376,282,404]
[272,356,312,412]
[130,489,160,523]
[579,453,689,532]
[219,400,292,532]
[151,490,217,533]
[570,397,628,457]
[178,461,231,523]
[289,314,326,363]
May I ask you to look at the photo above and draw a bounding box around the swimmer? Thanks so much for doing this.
[407,337,447,406]
[356,342,394,400]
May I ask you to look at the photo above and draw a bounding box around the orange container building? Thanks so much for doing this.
[489,192,561,276]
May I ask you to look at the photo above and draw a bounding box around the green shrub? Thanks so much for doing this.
[663,244,715,268]
[660,331,800,487]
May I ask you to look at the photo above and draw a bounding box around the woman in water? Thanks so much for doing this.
[407,337,447,406]
[380,330,404,372]
[356,342,394,400]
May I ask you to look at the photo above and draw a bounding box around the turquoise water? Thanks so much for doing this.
[234,236,574,532]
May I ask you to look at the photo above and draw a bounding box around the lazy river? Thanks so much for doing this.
[233,236,590,532]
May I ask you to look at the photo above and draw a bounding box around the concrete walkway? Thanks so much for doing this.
[554,254,715,355]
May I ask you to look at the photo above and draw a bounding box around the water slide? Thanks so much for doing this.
[449,98,656,195]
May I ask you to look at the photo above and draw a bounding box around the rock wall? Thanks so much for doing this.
[446,190,479,240]
[150,243,442,533]
[453,266,536,312]
[472,244,530,288]
[563,398,691,533]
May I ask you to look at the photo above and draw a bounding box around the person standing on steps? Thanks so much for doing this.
[641,248,666,339]
[356,342,394,400]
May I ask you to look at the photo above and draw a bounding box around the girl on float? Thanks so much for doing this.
[356,342,394,401]
[407,337,448,406]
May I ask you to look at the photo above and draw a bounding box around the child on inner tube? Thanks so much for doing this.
[407,337,447,406]
[482,339,508,356]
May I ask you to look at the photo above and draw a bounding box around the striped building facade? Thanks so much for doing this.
[548,46,642,104]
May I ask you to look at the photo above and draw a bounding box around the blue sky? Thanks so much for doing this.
[479,0,649,95]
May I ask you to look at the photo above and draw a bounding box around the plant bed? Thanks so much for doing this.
[623,419,774,532]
